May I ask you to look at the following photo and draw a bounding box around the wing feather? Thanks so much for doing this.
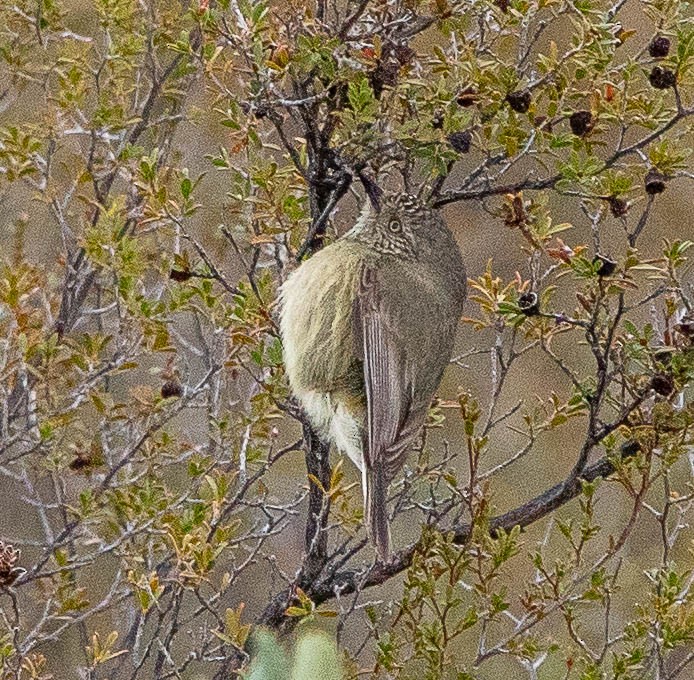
[353,265,425,558]
[354,266,414,472]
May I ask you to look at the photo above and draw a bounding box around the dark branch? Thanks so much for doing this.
[301,421,332,581]
[259,450,629,627]
[296,169,352,260]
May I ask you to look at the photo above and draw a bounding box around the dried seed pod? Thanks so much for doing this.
[456,86,478,107]
[651,373,675,396]
[253,103,269,119]
[383,41,415,66]
[161,380,183,399]
[653,347,675,366]
[448,130,472,154]
[518,291,540,316]
[0,541,25,587]
[269,44,290,68]
[608,196,629,217]
[649,66,676,89]
[620,440,641,458]
[645,169,667,194]
[69,457,88,471]
[68,441,103,472]
[396,45,416,65]
[370,60,400,98]
[649,36,671,59]
[615,26,634,45]
[576,292,593,313]
[593,254,617,277]
[506,89,531,113]
[569,110,594,136]
[502,193,527,228]
[170,269,194,282]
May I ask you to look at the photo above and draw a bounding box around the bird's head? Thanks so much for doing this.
[349,192,445,259]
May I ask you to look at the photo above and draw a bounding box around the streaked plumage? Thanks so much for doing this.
[279,194,466,559]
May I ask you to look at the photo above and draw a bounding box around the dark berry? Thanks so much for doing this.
[569,110,594,137]
[456,86,478,107]
[432,109,444,129]
[379,61,400,86]
[170,269,194,282]
[608,196,629,218]
[649,36,671,59]
[620,440,641,458]
[253,103,268,119]
[383,42,415,65]
[369,60,400,98]
[161,380,183,399]
[395,45,416,65]
[518,291,540,316]
[593,254,617,277]
[645,169,667,194]
[506,89,532,113]
[395,45,417,66]
[448,130,472,153]
[653,347,675,366]
[0,542,24,587]
[649,66,676,89]
[328,82,348,104]
[69,455,91,471]
[651,373,675,396]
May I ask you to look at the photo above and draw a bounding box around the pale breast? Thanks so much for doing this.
[279,241,366,396]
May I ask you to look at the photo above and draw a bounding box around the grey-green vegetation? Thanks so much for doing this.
[1,0,694,679]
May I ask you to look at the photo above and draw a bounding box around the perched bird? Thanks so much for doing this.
[279,193,466,559]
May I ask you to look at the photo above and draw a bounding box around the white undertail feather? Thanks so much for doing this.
[329,401,364,472]
[291,388,365,473]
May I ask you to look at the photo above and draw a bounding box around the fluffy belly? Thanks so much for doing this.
[279,243,367,471]
[294,388,365,473]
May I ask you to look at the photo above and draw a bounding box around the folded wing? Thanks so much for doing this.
[353,265,428,559]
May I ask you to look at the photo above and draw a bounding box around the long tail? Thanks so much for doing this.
[364,466,390,561]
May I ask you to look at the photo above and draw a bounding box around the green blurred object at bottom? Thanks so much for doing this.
[246,629,345,680]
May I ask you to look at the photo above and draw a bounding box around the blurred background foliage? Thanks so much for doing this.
[1,0,694,678]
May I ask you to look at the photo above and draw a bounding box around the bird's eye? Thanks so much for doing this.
[388,218,402,233]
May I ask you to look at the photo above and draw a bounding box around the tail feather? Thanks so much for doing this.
[365,467,390,561]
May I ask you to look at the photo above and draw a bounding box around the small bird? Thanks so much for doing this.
[279,192,466,559]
